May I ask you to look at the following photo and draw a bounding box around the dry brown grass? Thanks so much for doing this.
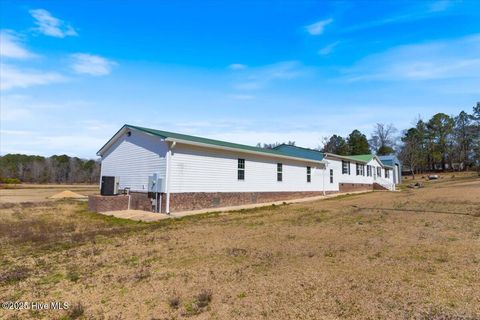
[0,184,98,203]
[1,175,479,319]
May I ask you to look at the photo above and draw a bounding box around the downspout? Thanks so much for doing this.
[322,155,327,196]
[165,141,176,214]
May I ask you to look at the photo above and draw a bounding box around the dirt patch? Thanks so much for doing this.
[101,209,169,222]
[50,190,87,199]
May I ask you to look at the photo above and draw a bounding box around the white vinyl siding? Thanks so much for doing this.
[99,129,397,197]
[100,131,167,192]
[169,144,337,193]
[332,157,394,186]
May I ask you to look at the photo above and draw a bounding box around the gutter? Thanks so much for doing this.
[324,152,394,169]
[322,154,328,196]
[164,137,325,165]
[165,141,176,214]
[98,126,326,166]
[324,153,369,164]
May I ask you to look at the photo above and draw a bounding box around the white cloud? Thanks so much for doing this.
[0,63,67,91]
[199,130,326,150]
[228,63,247,70]
[0,130,106,157]
[30,9,77,38]
[305,18,333,35]
[37,134,108,155]
[429,0,452,12]
[70,53,116,76]
[0,107,32,122]
[343,34,480,82]
[229,94,255,100]
[344,1,456,33]
[0,30,37,59]
[0,93,117,157]
[318,41,340,56]
[235,61,310,90]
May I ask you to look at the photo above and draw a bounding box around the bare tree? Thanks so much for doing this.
[399,128,422,179]
[256,141,295,149]
[370,123,397,155]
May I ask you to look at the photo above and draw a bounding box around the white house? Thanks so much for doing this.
[91,124,396,213]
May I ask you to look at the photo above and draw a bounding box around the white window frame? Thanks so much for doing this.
[277,163,283,182]
[342,161,350,175]
[238,158,245,180]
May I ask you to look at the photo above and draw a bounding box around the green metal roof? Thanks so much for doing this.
[120,125,323,163]
[378,155,401,166]
[344,154,374,162]
[379,159,394,166]
[273,144,324,161]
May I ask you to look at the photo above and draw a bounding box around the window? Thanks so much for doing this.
[342,161,350,175]
[277,163,283,182]
[307,166,311,183]
[367,165,372,177]
[377,167,381,177]
[330,169,334,183]
[385,168,390,178]
[237,159,245,180]
[356,163,365,176]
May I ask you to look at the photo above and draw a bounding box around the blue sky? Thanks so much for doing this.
[1,0,479,158]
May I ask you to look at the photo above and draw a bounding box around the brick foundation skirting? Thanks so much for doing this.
[88,192,153,213]
[373,183,389,191]
[168,191,335,212]
[338,183,372,193]
[88,191,338,213]
[130,192,154,211]
[88,195,130,212]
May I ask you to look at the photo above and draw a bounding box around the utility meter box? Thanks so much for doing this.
[148,174,164,193]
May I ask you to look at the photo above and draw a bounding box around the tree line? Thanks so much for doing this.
[0,154,101,184]
[2,103,478,184]
[260,102,480,175]
[400,103,480,176]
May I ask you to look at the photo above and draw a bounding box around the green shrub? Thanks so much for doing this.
[0,177,21,184]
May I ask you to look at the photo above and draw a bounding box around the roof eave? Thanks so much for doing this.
[96,125,167,156]
[325,153,394,169]
[96,125,129,156]
[165,137,325,164]
[324,153,368,164]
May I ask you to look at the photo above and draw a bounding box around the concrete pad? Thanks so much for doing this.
[100,209,168,222]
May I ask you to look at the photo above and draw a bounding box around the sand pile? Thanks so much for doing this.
[50,190,87,199]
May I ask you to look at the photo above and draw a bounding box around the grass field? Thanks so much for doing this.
[0,174,479,319]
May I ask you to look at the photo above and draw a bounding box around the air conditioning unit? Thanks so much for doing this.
[101,176,120,196]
